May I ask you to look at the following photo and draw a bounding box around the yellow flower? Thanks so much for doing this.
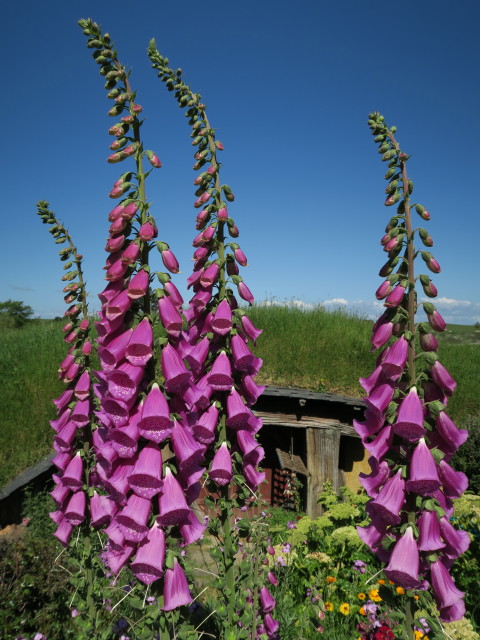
[414,631,424,640]
[324,601,334,611]
[326,576,336,583]
[359,606,366,616]
[358,593,366,600]
[414,595,419,601]
[368,589,382,602]
[339,603,350,615]
[377,579,385,585]
[396,586,405,595]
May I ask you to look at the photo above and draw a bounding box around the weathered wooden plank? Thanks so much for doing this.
[254,411,359,437]
[261,385,365,408]
[306,427,342,518]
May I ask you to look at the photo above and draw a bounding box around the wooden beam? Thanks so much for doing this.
[306,427,341,517]
[255,411,359,438]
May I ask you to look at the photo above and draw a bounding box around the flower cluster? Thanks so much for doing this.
[77,19,196,609]
[356,113,469,623]
[148,43,273,635]
[36,201,93,547]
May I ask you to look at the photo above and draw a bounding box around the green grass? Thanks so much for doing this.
[0,309,479,487]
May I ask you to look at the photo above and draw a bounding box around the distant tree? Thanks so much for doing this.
[0,300,34,328]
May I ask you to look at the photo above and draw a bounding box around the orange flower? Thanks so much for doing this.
[388,580,394,585]
[358,593,366,600]
[414,595,419,601]
[326,576,336,584]
[396,586,405,595]
[359,606,366,616]
[377,579,385,585]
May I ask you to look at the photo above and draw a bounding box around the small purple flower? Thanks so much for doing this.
[353,559,366,573]
[287,520,297,530]
[281,543,291,554]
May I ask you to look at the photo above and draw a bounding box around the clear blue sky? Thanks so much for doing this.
[2,0,479,324]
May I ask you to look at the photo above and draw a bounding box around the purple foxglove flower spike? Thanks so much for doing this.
[130,523,166,585]
[162,558,192,611]
[157,467,191,526]
[392,386,425,442]
[406,438,441,495]
[128,442,163,498]
[439,600,466,624]
[209,442,233,486]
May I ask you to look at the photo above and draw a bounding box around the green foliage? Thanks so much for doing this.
[452,415,480,494]
[0,299,34,328]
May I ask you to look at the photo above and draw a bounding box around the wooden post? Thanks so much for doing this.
[306,427,341,517]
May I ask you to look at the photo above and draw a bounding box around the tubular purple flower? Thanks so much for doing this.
[157,467,191,526]
[430,559,465,611]
[439,517,470,558]
[158,295,183,337]
[53,389,74,413]
[357,518,387,555]
[259,586,276,614]
[98,328,134,371]
[371,321,393,350]
[209,442,233,486]
[127,269,149,299]
[54,518,73,547]
[359,458,390,497]
[50,407,72,433]
[439,600,466,624]
[359,366,388,395]
[107,363,145,402]
[211,298,233,335]
[241,375,265,406]
[101,396,134,428]
[384,526,424,589]
[364,425,393,461]
[50,481,70,506]
[191,404,218,445]
[237,281,254,304]
[231,334,262,374]
[185,336,210,374]
[71,399,91,428]
[384,284,405,308]
[121,241,141,265]
[161,249,180,273]
[427,310,446,332]
[393,387,425,441]
[367,469,405,525]
[435,412,468,455]
[105,258,129,282]
[130,524,166,585]
[353,409,384,440]
[64,490,86,526]
[241,315,263,344]
[164,280,184,307]
[179,509,207,545]
[200,262,219,287]
[61,453,84,490]
[102,460,135,504]
[226,388,256,430]
[111,417,140,458]
[54,420,78,452]
[171,420,205,470]
[90,491,117,528]
[417,510,445,552]
[207,352,234,390]
[268,571,278,587]
[74,371,90,401]
[116,494,152,542]
[106,290,133,321]
[243,463,266,490]
[125,317,153,366]
[427,257,441,273]
[128,442,163,498]
[431,361,456,396]
[406,438,441,495]
[105,543,136,575]
[438,460,468,499]
[375,280,392,300]
[364,384,394,417]
[162,344,191,393]
[163,558,192,611]
[419,332,438,352]
[138,385,174,443]
[380,336,408,378]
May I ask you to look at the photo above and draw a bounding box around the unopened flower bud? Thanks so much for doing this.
[132,104,143,113]
[146,150,162,168]
[375,280,392,300]
[217,207,228,221]
[215,141,224,150]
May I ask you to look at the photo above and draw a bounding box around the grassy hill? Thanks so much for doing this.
[0,308,478,487]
